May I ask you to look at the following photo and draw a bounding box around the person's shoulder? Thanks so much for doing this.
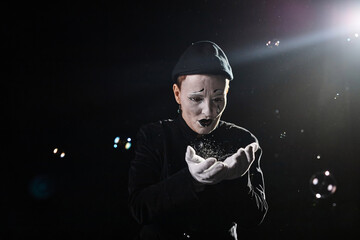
[140,118,175,130]
[219,120,259,143]
[138,118,175,137]
[135,119,175,148]
[219,120,252,134]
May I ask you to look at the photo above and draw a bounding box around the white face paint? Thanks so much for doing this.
[173,74,229,135]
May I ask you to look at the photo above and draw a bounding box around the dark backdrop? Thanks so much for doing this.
[4,0,360,239]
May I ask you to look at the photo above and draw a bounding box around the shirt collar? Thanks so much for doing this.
[175,113,223,141]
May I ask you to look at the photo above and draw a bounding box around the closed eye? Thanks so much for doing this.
[213,98,224,103]
[189,97,203,102]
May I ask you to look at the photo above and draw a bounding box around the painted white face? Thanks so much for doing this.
[173,74,229,135]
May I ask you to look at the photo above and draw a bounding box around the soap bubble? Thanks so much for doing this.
[274,109,280,119]
[53,147,66,159]
[280,131,287,139]
[125,142,132,150]
[29,175,54,200]
[113,136,132,150]
[266,39,280,48]
[309,171,337,199]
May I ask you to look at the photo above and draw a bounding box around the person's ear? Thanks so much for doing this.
[173,83,181,105]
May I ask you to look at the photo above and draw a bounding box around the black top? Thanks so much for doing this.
[128,114,267,239]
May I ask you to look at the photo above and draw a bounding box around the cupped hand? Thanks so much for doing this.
[185,146,227,185]
[223,142,259,180]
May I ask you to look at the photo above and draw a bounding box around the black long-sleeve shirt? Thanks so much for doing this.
[128,115,268,239]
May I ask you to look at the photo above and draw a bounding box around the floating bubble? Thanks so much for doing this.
[183,233,190,238]
[334,93,340,100]
[53,147,66,159]
[347,38,351,42]
[309,170,337,199]
[113,136,132,150]
[316,155,321,159]
[274,109,280,119]
[266,39,280,48]
[300,129,304,133]
[125,142,132,150]
[327,184,334,191]
[280,131,287,139]
[312,178,319,185]
[29,175,54,200]
[355,33,359,38]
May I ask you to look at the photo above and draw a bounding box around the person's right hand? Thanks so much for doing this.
[185,146,227,185]
[223,142,259,180]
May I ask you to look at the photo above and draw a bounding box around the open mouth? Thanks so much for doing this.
[198,119,213,127]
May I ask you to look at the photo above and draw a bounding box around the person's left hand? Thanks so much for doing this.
[223,142,259,180]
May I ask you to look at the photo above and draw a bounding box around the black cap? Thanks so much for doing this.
[172,40,233,82]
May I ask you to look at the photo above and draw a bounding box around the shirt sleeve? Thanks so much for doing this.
[128,125,199,225]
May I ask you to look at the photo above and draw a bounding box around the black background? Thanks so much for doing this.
[4,0,360,239]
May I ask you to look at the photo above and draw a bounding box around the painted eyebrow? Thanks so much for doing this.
[213,89,224,93]
[191,88,204,94]
[190,88,224,94]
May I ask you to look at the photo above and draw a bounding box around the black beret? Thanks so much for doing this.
[172,40,233,82]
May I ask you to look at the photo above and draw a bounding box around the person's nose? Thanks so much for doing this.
[202,99,215,118]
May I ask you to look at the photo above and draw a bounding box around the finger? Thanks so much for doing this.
[185,146,203,163]
[245,144,258,163]
[186,146,194,159]
[224,148,244,166]
[205,157,217,162]
[203,162,227,183]
[237,147,246,155]
[203,158,220,172]
[235,148,246,162]
[248,142,259,152]
[195,158,217,173]
[244,145,252,163]
[223,154,236,168]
